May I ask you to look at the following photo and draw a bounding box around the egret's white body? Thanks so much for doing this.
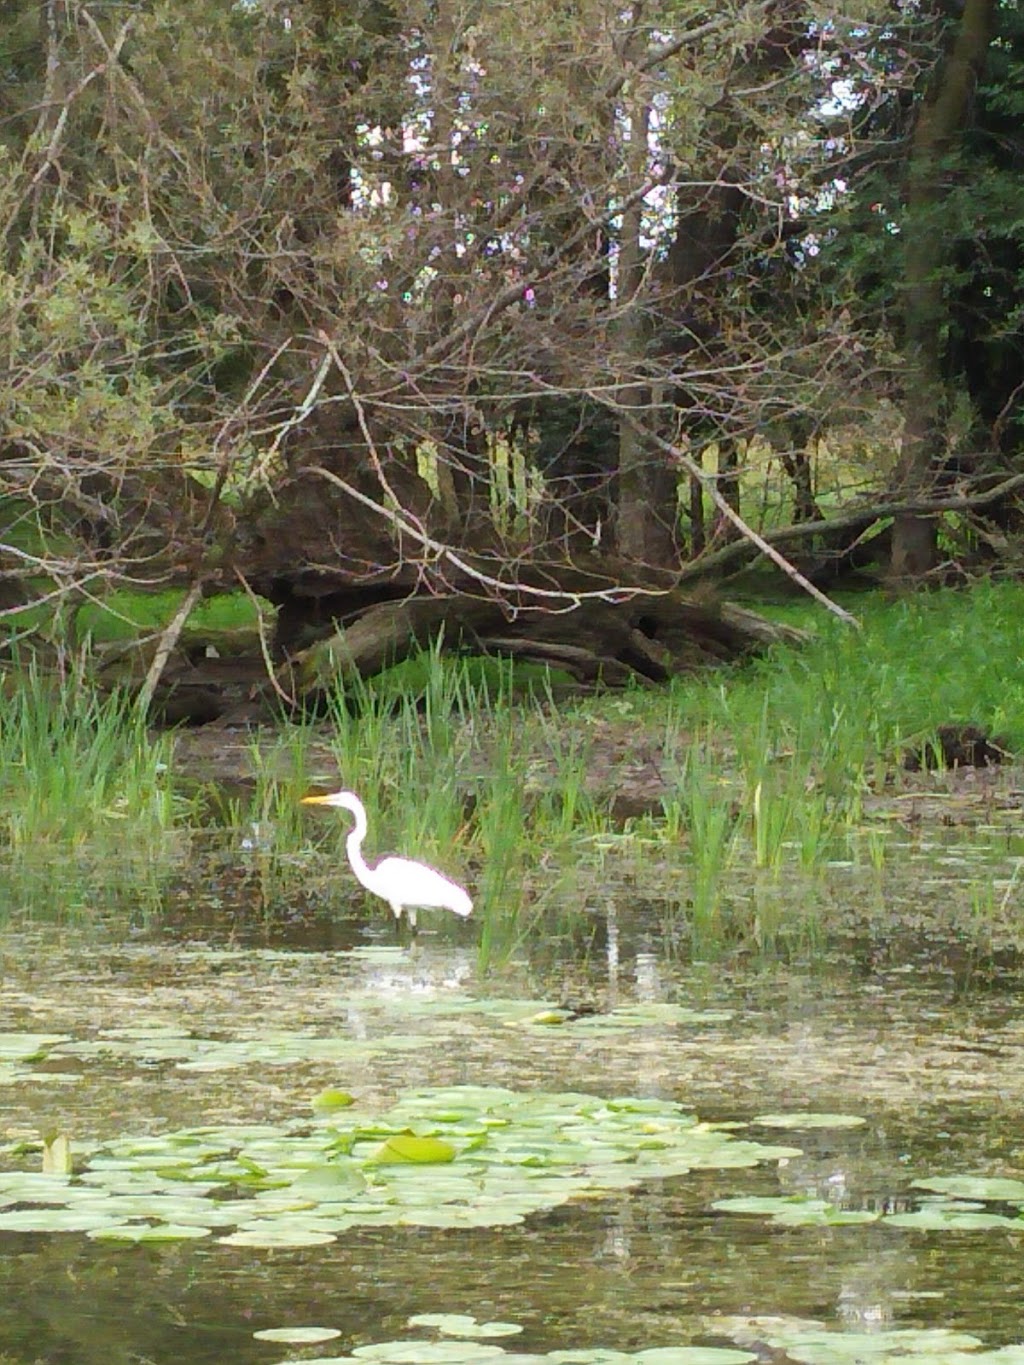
[301,790,472,928]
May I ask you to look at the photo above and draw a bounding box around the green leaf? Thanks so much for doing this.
[912,1175,1024,1203]
[751,1113,866,1130]
[313,1089,357,1113]
[407,1315,522,1339]
[253,1327,342,1344]
[371,1135,457,1165]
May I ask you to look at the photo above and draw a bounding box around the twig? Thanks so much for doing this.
[316,330,432,549]
[615,410,861,626]
[137,577,205,714]
[253,348,333,494]
[674,469,1024,582]
[234,566,296,707]
[302,464,661,608]
[200,336,295,537]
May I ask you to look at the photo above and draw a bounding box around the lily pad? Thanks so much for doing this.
[712,1197,880,1227]
[751,1113,867,1131]
[711,1315,992,1365]
[883,1207,1020,1230]
[253,1327,343,1344]
[312,1088,357,1113]
[912,1175,1024,1203]
[0,1032,69,1061]
[0,1207,123,1233]
[351,1342,507,1363]
[371,1135,458,1165]
[86,1222,213,1241]
[408,1315,523,1340]
[0,1084,800,1243]
[218,1224,338,1248]
[634,1353,756,1365]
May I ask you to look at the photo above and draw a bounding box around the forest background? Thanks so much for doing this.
[1,0,1021,694]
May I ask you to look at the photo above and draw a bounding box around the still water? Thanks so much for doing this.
[2,869,1024,1365]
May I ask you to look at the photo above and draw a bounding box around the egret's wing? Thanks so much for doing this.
[374,856,472,915]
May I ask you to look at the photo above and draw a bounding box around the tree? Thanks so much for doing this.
[0,0,928,671]
[891,0,999,582]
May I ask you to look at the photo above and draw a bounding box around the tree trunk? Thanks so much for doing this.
[714,439,742,543]
[689,448,706,557]
[616,101,680,567]
[891,0,996,585]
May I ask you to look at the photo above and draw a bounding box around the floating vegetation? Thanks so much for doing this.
[750,1113,867,1130]
[714,1316,1024,1365]
[0,1031,71,1084]
[912,1175,1024,1202]
[256,1318,763,1365]
[407,1315,524,1340]
[882,1202,1023,1231]
[253,1326,343,1344]
[711,1195,882,1227]
[243,1313,1024,1365]
[712,1189,1024,1230]
[0,1085,800,1244]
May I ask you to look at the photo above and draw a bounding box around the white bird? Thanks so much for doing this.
[301,789,473,929]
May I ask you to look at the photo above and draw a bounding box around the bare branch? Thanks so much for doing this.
[614,412,862,627]
[137,577,205,714]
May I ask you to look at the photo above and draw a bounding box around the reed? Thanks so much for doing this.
[5,580,1022,953]
[0,667,178,915]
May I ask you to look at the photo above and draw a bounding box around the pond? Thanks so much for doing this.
[2,847,1024,1365]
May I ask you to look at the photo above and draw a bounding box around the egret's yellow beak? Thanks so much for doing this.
[301,793,332,805]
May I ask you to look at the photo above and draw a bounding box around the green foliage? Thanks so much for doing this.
[0,668,181,914]
[0,1083,799,1241]
[0,671,172,847]
[829,0,1024,454]
[3,583,1023,951]
[0,0,921,615]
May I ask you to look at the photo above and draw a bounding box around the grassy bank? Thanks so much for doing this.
[2,580,1022,952]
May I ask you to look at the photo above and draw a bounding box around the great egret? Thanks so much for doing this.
[301,790,473,928]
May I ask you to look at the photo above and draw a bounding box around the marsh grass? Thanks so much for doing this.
[0,666,180,915]
[0,670,173,844]
[4,581,1023,949]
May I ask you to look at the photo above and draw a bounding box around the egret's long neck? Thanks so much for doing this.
[345,807,377,892]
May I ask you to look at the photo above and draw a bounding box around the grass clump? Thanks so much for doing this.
[4,580,1023,953]
[0,668,180,916]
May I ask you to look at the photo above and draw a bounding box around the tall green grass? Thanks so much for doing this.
[0,671,174,845]
[0,667,180,916]
[3,581,1022,950]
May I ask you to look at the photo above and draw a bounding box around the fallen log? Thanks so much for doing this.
[291,589,806,699]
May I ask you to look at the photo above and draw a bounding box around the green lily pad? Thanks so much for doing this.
[883,1207,1020,1230]
[86,1222,213,1241]
[548,1353,636,1363]
[218,1224,338,1248]
[0,1084,801,1243]
[253,1327,343,1344]
[751,1113,867,1130]
[408,1315,523,1340]
[912,1175,1024,1203]
[351,1343,507,1363]
[0,1207,123,1233]
[634,1353,756,1365]
[711,1315,989,1364]
[371,1135,458,1164]
[312,1088,357,1113]
[0,1032,69,1061]
[712,1197,879,1227]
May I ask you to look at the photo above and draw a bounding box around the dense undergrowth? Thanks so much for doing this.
[2,580,1022,953]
